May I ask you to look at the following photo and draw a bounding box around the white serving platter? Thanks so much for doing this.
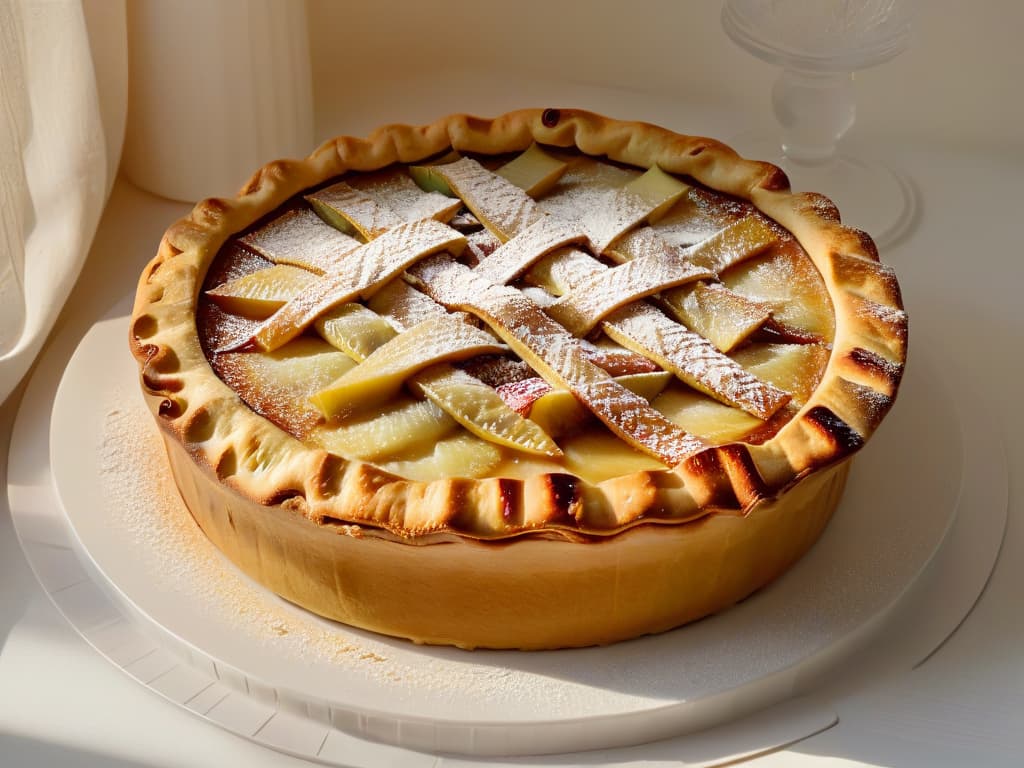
[8,311,1005,764]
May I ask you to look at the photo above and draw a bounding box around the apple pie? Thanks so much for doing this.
[130,109,907,649]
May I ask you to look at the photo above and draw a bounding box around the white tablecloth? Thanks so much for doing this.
[0,0,125,405]
[2,1,1022,764]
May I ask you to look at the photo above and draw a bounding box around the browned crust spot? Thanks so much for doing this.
[803,406,865,458]
[540,473,583,527]
[844,347,904,394]
[758,164,790,192]
[679,450,740,510]
[497,477,522,526]
[717,444,769,511]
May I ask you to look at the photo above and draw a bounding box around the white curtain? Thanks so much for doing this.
[0,0,127,405]
[0,0,313,406]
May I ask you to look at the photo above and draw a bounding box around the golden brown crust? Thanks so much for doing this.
[130,110,905,647]
[164,429,850,650]
[130,108,906,542]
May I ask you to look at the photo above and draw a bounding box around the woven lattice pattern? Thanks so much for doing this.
[207,146,826,477]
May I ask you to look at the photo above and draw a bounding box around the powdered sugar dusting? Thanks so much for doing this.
[366,277,449,331]
[98,391,389,669]
[538,158,638,224]
[652,186,750,247]
[350,167,461,225]
[308,181,403,238]
[473,217,587,285]
[96,388,605,708]
[439,158,546,239]
[582,188,657,253]
[463,228,500,267]
[856,297,907,329]
[240,208,360,275]
[605,303,790,420]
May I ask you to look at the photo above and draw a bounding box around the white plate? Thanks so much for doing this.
[32,315,967,758]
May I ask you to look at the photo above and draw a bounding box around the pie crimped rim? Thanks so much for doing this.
[130,109,905,543]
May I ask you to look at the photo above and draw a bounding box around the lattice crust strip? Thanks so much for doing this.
[544,253,713,335]
[239,207,361,274]
[306,170,462,239]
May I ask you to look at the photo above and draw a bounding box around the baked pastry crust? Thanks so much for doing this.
[130,109,906,649]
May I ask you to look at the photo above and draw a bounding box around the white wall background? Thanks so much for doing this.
[306,0,1022,153]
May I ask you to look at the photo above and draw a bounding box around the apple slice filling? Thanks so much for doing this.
[494,142,571,197]
[206,264,318,319]
[410,366,561,457]
[309,398,457,462]
[310,313,507,420]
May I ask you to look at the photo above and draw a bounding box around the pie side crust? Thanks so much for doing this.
[129,109,906,649]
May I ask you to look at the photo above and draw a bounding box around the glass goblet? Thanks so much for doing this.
[721,0,918,247]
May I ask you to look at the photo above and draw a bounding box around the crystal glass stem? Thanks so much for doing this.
[773,69,856,165]
[721,0,918,247]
